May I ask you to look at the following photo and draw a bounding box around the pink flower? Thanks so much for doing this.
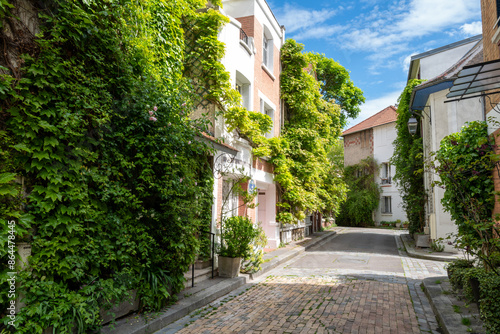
[195,182,198,186]
[149,110,154,116]
[174,154,176,157]
[180,178,183,183]
[168,122,171,126]
[181,102,187,107]
[188,141,191,144]
[153,106,158,111]
[149,116,157,122]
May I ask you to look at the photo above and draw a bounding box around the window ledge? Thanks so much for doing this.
[261,64,276,81]
[381,213,393,216]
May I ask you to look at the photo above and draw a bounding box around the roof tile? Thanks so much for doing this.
[342,106,398,136]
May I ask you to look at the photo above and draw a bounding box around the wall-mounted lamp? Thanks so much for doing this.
[407,116,418,136]
[407,106,431,136]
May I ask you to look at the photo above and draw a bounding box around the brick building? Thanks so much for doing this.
[210,0,285,250]
[342,106,407,224]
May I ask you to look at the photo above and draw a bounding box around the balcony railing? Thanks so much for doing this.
[240,28,249,45]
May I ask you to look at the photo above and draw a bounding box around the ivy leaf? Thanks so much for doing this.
[44,137,59,148]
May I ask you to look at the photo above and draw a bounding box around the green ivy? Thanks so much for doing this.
[0,0,228,332]
[434,121,499,271]
[270,39,362,223]
[390,79,426,234]
[336,157,381,226]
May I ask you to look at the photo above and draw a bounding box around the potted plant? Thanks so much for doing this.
[218,216,259,278]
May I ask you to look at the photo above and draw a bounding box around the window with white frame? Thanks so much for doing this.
[381,196,392,214]
[235,71,251,110]
[260,98,274,138]
[381,163,391,184]
[262,26,273,71]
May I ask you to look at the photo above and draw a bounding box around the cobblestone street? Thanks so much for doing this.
[160,228,447,334]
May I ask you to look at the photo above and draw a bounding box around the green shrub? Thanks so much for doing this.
[446,259,474,291]
[479,271,500,333]
[218,216,259,259]
[240,223,268,274]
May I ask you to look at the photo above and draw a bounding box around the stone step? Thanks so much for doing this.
[183,265,217,288]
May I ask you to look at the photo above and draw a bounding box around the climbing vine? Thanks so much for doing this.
[269,39,362,223]
[390,79,426,234]
[0,0,232,332]
[336,157,381,226]
[434,121,499,271]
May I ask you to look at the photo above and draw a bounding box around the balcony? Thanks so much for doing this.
[240,28,249,45]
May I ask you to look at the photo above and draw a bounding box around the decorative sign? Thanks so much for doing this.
[248,179,256,193]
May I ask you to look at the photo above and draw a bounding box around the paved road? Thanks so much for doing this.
[160,227,446,334]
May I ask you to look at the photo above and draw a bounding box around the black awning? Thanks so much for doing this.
[446,58,500,102]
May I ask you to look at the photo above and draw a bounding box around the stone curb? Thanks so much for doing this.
[422,277,470,334]
[399,234,458,262]
[101,230,336,334]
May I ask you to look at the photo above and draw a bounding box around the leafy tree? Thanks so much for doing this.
[390,79,426,234]
[307,52,365,126]
[336,157,381,226]
[269,39,362,223]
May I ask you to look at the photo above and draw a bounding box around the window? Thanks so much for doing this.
[381,196,392,214]
[260,98,275,138]
[235,71,251,109]
[263,35,269,67]
[262,26,274,71]
[381,163,391,184]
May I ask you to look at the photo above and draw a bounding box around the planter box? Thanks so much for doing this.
[415,234,430,248]
[218,256,241,278]
[100,289,140,325]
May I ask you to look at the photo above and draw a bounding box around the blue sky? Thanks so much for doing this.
[267,0,482,128]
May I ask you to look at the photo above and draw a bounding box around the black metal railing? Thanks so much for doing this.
[240,28,249,45]
[191,229,216,287]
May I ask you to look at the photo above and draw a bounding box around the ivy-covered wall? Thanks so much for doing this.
[391,79,426,234]
[0,0,229,332]
[336,157,381,226]
[269,39,363,223]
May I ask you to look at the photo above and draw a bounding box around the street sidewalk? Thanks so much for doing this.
[400,233,484,333]
[101,229,339,334]
[400,233,465,262]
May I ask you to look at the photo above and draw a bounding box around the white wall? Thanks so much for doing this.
[373,122,407,224]
[419,41,478,80]
[222,0,284,47]
[424,89,484,251]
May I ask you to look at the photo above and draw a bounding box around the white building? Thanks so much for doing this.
[342,106,407,224]
[407,36,484,251]
[209,0,284,250]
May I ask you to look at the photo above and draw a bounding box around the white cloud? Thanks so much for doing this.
[292,25,344,41]
[338,0,481,71]
[277,4,337,34]
[460,21,482,36]
[276,0,481,77]
[396,0,480,38]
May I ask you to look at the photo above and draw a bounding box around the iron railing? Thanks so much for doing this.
[240,28,249,45]
[191,229,216,287]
